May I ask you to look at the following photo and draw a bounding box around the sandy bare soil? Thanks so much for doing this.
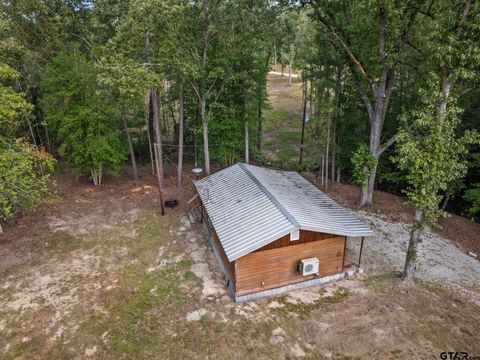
[1,166,479,359]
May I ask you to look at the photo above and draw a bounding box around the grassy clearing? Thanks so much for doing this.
[272,287,350,318]
[363,272,401,291]
[414,278,444,295]
[44,230,79,253]
[83,260,194,358]
[263,108,302,168]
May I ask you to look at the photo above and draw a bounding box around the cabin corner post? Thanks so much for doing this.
[358,236,365,268]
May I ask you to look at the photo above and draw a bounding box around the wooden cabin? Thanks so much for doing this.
[193,163,374,302]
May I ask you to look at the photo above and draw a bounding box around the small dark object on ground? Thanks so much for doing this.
[165,199,178,208]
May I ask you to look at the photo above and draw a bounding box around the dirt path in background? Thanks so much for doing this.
[267,73,303,115]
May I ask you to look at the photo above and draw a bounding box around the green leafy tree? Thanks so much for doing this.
[352,144,377,190]
[463,153,480,220]
[41,51,125,185]
[0,140,55,232]
[395,0,480,280]
[395,80,479,281]
[1,40,54,233]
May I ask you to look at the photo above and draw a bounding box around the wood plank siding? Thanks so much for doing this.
[235,236,346,295]
[254,229,336,252]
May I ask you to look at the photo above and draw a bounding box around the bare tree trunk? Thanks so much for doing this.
[441,196,449,211]
[151,86,164,187]
[154,143,165,216]
[402,208,424,281]
[243,81,249,164]
[257,79,263,152]
[200,84,210,175]
[331,125,336,184]
[337,167,340,182]
[0,223,3,234]
[257,53,270,152]
[198,0,213,175]
[27,118,37,146]
[281,63,284,76]
[321,155,324,187]
[145,94,155,175]
[177,81,184,187]
[325,114,331,193]
[44,124,51,152]
[194,135,198,167]
[308,80,313,116]
[332,64,341,184]
[288,58,292,86]
[122,110,139,182]
[299,81,307,165]
[273,45,277,68]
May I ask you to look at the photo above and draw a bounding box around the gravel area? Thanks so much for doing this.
[346,211,480,304]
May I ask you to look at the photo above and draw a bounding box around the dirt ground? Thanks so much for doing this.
[1,165,480,359]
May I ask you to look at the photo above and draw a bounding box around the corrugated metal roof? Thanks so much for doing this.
[194,163,374,262]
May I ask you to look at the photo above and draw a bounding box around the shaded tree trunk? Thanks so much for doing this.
[243,81,249,164]
[145,94,155,174]
[273,45,277,67]
[151,86,164,187]
[177,80,185,187]
[288,58,292,86]
[44,124,51,153]
[325,113,331,193]
[122,110,139,182]
[331,125,336,184]
[402,208,424,281]
[441,196,449,211]
[357,65,394,206]
[27,118,37,146]
[257,78,263,152]
[299,81,307,165]
[200,82,210,175]
[257,53,271,152]
[321,155,324,186]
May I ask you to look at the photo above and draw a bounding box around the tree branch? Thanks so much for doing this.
[314,9,376,95]
[359,90,374,122]
[187,77,201,101]
[459,86,476,97]
[378,122,415,156]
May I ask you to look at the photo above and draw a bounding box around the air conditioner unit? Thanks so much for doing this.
[299,257,319,276]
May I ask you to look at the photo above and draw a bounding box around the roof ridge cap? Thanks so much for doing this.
[238,163,300,229]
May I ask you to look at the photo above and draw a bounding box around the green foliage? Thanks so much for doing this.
[0,64,32,136]
[394,79,480,225]
[0,139,55,222]
[0,39,53,226]
[464,184,480,220]
[352,144,377,188]
[462,153,480,220]
[41,51,126,185]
